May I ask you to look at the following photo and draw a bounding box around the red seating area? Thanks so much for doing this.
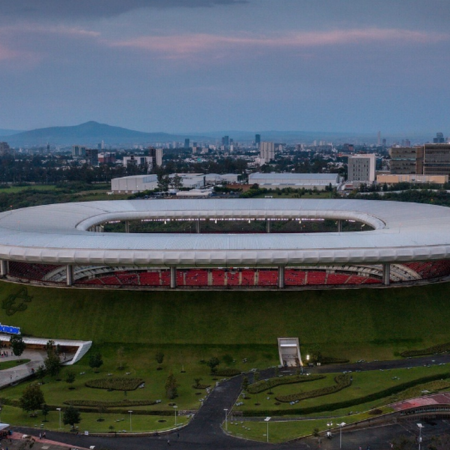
[257,270,278,286]
[7,263,387,288]
[8,262,60,281]
[404,260,450,279]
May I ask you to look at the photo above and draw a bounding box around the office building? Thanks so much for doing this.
[85,149,99,166]
[72,145,87,158]
[184,139,190,149]
[433,132,445,144]
[259,142,275,161]
[347,154,376,183]
[222,136,230,147]
[255,134,261,145]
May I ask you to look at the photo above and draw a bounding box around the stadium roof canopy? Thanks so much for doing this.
[0,199,449,266]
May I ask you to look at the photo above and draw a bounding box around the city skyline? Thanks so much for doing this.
[0,0,449,134]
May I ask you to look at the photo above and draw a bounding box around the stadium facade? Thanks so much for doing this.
[0,199,450,289]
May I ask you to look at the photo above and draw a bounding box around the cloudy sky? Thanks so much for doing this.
[0,0,449,135]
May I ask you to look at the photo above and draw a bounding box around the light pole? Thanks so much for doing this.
[224,408,228,431]
[128,410,133,432]
[56,408,61,430]
[327,422,333,439]
[417,423,424,450]
[264,417,271,443]
[174,405,178,426]
[339,422,346,449]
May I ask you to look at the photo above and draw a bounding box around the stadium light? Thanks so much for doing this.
[264,417,271,443]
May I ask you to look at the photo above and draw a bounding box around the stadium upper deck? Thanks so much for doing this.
[0,199,449,270]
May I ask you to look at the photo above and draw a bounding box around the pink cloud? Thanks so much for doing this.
[110,28,449,57]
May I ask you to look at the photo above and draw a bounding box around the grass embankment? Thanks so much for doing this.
[1,281,450,360]
[0,359,30,370]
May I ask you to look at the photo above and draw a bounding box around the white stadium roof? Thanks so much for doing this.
[0,199,449,266]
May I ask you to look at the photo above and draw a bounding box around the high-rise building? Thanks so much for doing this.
[255,134,261,146]
[377,131,381,146]
[347,154,376,182]
[148,147,163,167]
[0,142,10,156]
[85,149,99,166]
[222,136,230,147]
[259,142,275,161]
[72,145,87,158]
[433,132,445,143]
[184,139,190,149]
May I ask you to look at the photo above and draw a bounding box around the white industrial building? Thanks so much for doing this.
[248,172,342,190]
[111,173,240,193]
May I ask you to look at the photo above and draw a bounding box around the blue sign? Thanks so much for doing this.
[0,324,21,335]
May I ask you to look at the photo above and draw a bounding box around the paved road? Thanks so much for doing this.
[14,353,450,449]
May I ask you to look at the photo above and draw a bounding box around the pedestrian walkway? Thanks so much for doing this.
[0,349,47,388]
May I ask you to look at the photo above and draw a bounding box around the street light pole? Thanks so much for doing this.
[224,408,228,431]
[339,422,346,449]
[128,410,133,432]
[174,406,178,426]
[417,423,424,450]
[56,408,61,430]
[264,417,271,443]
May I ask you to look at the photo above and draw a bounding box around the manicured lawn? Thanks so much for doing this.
[235,364,450,415]
[0,359,30,370]
[1,405,188,433]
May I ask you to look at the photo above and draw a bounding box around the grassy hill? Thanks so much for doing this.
[1,281,450,360]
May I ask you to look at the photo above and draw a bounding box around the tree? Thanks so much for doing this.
[155,351,164,367]
[44,351,61,377]
[207,357,220,374]
[45,340,55,356]
[10,334,26,357]
[89,352,103,372]
[63,405,81,430]
[41,403,49,422]
[241,376,249,391]
[66,370,75,385]
[165,372,178,399]
[20,384,45,414]
[194,377,202,388]
[36,365,46,380]
[117,346,125,370]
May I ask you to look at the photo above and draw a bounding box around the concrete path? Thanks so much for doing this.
[0,349,47,388]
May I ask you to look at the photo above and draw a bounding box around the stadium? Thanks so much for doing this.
[1,198,450,289]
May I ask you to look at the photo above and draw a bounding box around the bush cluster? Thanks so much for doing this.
[319,357,350,365]
[243,372,450,416]
[214,369,241,377]
[85,377,144,391]
[275,373,351,403]
[400,343,450,358]
[247,374,325,394]
[64,399,156,408]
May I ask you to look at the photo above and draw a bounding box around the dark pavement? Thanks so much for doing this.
[14,352,450,449]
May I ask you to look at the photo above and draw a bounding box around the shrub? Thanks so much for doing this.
[247,374,325,394]
[319,357,350,365]
[275,374,351,403]
[85,377,144,391]
[400,342,450,358]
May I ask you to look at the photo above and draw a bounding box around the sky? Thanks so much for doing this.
[0,0,449,135]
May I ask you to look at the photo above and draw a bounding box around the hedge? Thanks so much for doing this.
[243,372,450,417]
[400,342,450,358]
[320,357,350,365]
[215,369,241,377]
[85,377,145,391]
[64,399,157,408]
[247,374,325,394]
[275,374,351,403]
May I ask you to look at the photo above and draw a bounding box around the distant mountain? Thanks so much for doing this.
[0,129,24,137]
[5,121,203,147]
